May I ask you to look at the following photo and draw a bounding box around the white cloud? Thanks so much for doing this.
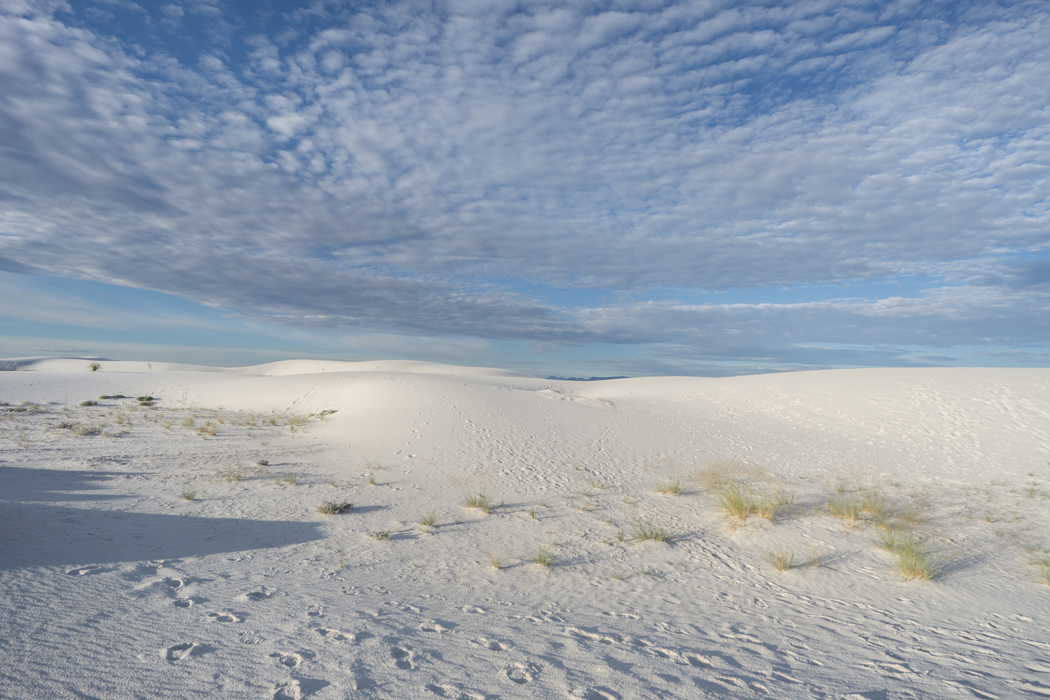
[0,0,1048,371]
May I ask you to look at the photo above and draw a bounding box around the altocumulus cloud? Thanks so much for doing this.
[0,0,1048,372]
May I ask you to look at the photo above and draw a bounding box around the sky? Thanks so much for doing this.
[1,0,1048,377]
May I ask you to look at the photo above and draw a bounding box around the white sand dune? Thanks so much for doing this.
[2,359,1049,698]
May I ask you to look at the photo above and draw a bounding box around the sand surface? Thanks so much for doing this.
[2,358,1050,698]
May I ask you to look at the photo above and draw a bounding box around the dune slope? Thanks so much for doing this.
[2,361,1049,698]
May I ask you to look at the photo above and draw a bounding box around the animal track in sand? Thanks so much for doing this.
[306,605,324,617]
[391,646,415,670]
[236,587,277,602]
[273,680,302,700]
[424,683,485,699]
[270,651,313,668]
[207,611,244,623]
[315,628,355,643]
[471,638,506,651]
[504,662,539,684]
[420,620,453,633]
[173,597,197,608]
[239,630,264,645]
[566,627,619,645]
[582,688,622,700]
[135,577,185,596]
[65,565,110,576]
[600,611,640,620]
[162,642,198,662]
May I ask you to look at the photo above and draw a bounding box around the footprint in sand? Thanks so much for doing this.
[65,566,109,576]
[420,620,453,634]
[237,588,277,602]
[306,605,324,618]
[391,646,415,670]
[273,680,302,700]
[424,683,485,698]
[504,662,539,684]
[471,638,506,651]
[239,631,264,645]
[137,577,185,594]
[601,611,640,620]
[566,627,618,645]
[173,597,198,608]
[207,611,244,623]
[270,651,313,668]
[583,688,622,700]
[315,628,355,643]
[162,642,198,662]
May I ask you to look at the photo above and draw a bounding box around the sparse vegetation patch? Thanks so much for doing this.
[317,500,353,515]
[877,530,942,581]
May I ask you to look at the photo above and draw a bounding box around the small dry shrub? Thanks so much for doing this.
[317,500,353,515]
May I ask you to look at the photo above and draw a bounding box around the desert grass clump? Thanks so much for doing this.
[533,546,556,567]
[256,459,269,467]
[89,362,100,372]
[419,510,438,531]
[72,424,101,437]
[486,549,506,569]
[877,530,941,581]
[369,530,392,540]
[767,546,796,572]
[655,477,684,496]
[287,414,310,432]
[316,500,353,515]
[696,460,767,490]
[826,495,862,523]
[827,487,905,528]
[213,462,246,482]
[463,492,493,514]
[717,482,789,522]
[273,474,297,485]
[181,489,197,501]
[631,518,670,543]
[79,400,98,407]
[1031,556,1050,585]
[182,416,195,428]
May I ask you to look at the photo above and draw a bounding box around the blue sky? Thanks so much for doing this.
[1,0,1048,376]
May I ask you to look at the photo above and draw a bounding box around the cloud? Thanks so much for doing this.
[0,0,1048,372]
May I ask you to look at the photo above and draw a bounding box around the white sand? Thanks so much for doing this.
[2,358,1050,698]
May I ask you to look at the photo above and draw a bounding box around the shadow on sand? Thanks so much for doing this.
[0,467,323,569]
